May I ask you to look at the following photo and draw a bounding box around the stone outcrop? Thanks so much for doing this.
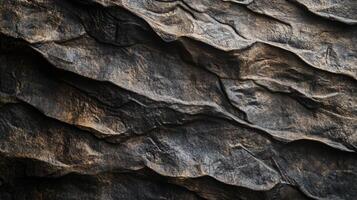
[0,0,356,199]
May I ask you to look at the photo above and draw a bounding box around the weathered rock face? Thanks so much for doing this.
[0,0,356,199]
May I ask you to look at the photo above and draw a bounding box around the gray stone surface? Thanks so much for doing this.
[0,0,356,199]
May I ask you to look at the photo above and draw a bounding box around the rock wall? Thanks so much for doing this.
[0,0,356,199]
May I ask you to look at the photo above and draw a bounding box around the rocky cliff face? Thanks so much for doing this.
[0,0,356,199]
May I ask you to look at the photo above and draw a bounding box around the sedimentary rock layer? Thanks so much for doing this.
[0,0,356,199]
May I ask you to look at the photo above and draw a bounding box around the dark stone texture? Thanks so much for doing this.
[0,0,356,199]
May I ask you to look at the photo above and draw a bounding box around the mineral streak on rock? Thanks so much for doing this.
[0,0,356,199]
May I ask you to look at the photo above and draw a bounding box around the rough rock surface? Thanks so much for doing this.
[0,0,356,199]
